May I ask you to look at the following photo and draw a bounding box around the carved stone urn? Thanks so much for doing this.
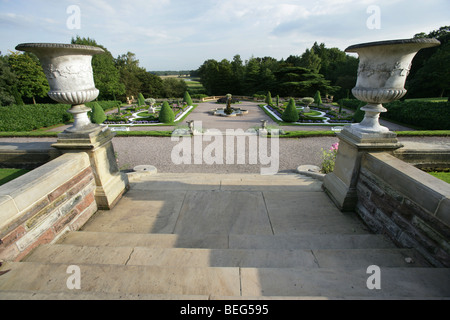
[15,43,105,133]
[343,38,440,138]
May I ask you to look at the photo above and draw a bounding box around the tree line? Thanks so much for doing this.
[0,26,447,107]
[196,43,358,100]
[197,26,449,100]
[0,36,190,106]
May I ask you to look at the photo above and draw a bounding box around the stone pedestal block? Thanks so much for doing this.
[323,128,402,212]
[52,126,129,210]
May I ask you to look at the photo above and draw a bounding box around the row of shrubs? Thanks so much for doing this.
[0,101,122,132]
[339,99,450,130]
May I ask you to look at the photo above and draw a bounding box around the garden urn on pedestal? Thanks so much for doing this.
[341,38,441,144]
[15,43,104,133]
[16,43,129,209]
[323,38,440,212]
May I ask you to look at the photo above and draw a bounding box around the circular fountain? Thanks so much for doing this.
[210,94,248,117]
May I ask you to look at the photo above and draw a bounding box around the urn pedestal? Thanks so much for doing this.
[323,38,440,211]
[16,43,129,209]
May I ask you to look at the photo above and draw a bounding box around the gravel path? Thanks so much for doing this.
[3,101,447,174]
[1,136,449,174]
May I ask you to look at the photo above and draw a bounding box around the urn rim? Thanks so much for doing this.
[15,43,105,55]
[345,38,440,53]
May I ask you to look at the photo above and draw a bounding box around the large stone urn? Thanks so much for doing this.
[324,38,440,212]
[15,43,104,133]
[16,43,128,209]
[342,38,440,140]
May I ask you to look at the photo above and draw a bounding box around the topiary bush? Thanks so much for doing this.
[352,101,366,123]
[159,101,175,123]
[265,91,273,106]
[314,91,322,106]
[183,91,193,106]
[281,98,299,123]
[137,93,146,106]
[90,102,107,124]
[301,97,315,107]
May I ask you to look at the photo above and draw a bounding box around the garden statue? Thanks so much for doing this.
[261,120,268,130]
[225,94,233,115]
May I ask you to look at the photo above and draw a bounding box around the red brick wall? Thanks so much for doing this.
[0,158,98,262]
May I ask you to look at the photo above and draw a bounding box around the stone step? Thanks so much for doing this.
[1,291,447,300]
[60,231,396,250]
[24,244,430,269]
[229,234,396,250]
[0,291,210,300]
[0,262,241,297]
[240,267,450,298]
[130,173,323,192]
[1,261,449,298]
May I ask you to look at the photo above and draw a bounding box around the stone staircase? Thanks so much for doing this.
[0,173,449,299]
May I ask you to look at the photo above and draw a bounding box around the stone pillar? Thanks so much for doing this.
[323,129,402,212]
[52,126,129,210]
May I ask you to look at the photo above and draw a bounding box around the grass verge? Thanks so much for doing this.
[0,168,30,186]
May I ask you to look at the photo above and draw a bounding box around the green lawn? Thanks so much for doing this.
[0,168,30,186]
[428,171,450,184]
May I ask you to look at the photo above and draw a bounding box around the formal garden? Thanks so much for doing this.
[260,91,354,126]
[103,91,196,127]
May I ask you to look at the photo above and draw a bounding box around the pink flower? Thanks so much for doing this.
[331,143,339,151]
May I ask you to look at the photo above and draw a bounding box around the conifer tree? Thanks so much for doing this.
[314,90,322,106]
[281,98,299,123]
[159,101,175,123]
[265,91,273,106]
[90,102,107,124]
[183,91,193,106]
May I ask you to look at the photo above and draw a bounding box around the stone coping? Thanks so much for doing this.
[0,152,91,235]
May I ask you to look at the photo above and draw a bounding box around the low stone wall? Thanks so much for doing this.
[393,141,450,170]
[356,152,450,267]
[0,152,97,262]
[0,142,60,170]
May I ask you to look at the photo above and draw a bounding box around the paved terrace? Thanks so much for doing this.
[0,102,449,299]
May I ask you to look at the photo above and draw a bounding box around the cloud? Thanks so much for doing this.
[1,0,449,70]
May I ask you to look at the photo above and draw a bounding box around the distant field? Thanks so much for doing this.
[159,75,190,79]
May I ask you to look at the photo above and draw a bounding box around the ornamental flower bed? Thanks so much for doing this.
[104,103,192,125]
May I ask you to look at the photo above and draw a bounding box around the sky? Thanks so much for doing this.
[1,0,449,71]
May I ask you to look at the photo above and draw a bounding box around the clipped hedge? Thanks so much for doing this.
[0,104,72,131]
[384,100,450,130]
[0,101,122,132]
